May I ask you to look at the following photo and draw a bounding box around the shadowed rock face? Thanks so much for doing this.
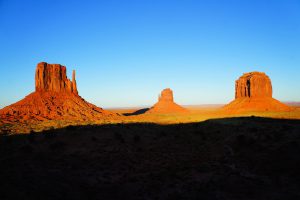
[235,72,272,99]
[223,71,291,113]
[35,62,78,94]
[0,62,114,124]
[147,88,187,114]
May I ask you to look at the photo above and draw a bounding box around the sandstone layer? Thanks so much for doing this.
[147,88,187,114]
[0,62,114,125]
[35,62,78,94]
[223,72,291,113]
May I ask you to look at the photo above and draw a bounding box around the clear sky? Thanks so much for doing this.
[0,0,299,108]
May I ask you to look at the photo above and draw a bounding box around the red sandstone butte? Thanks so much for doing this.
[35,62,78,94]
[146,88,187,114]
[0,62,114,123]
[223,72,291,113]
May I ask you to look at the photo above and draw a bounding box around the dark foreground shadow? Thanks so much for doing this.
[1,117,300,200]
[123,108,149,116]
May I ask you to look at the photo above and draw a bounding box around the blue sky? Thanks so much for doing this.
[0,0,299,108]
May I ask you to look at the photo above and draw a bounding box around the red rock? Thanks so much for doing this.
[0,92,113,121]
[147,88,187,114]
[0,62,115,124]
[72,70,78,95]
[223,72,291,113]
[159,88,174,102]
[35,62,78,94]
[235,72,272,98]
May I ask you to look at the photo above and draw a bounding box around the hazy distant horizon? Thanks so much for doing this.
[1,0,299,108]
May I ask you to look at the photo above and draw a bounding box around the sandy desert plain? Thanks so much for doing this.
[110,104,300,124]
[1,102,300,134]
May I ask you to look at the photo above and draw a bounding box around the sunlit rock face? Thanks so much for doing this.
[0,62,115,124]
[158,88,174,102]
[223,71,291,113]
[235,72,272,99]
[35,62,78,94]
[147,88,187,114]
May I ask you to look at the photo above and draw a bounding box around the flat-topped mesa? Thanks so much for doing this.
[235,72,272,99]
[223,71,291,113]
[158,88,174,102]
[35,62,78,94]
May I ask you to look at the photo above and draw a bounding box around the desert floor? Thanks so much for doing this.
[1,105,300,134]
[110,105,300,123]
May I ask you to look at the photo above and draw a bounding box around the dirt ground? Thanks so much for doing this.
[1,106,300,134]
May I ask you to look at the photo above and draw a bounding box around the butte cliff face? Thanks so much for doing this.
[223,72,291,113]
[158,88,174,102]
[0,62,114,126]
[146,88,187,114]
[235,72,272,99]
[35,62,78,94]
